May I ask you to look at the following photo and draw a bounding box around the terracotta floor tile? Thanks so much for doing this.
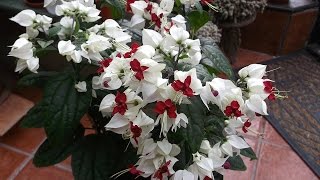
[225,137,259,180]
[233,49,273,69]
[0,94,34,136]
[255,143,317,180]
[0,125,46,153]
[0,146,27,179]
[59,156,71,169]
[262,121,289,147]
[15,161,73,180]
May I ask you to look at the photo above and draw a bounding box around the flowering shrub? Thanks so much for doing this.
[8,0,285,179]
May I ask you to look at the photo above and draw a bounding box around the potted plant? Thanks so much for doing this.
[8,0,286,179]
[211,0,267,64]
[24,0,44,8]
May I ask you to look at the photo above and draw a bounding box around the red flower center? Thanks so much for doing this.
[124,42,140,58]
[154,99,177,118]
[130,59,149,81]
[130,122,142,144]
[242,120,252,133]
[97,58,113,74]
[204,176,213,180]
[171,76,194,97]
[151,13,163,28]
[263,80,276,101]
[128,164,144,176]
[112,92,128,115]
[224,101,242,117]
[126,0,136,12]
[153,161,171,180]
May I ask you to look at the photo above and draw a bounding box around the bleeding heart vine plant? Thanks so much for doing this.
[8,0,286,180]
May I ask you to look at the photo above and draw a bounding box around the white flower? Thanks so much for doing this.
[81,33,111,62]
[238,64,267,79]
[75,81,87,92]
[58,16,75,39]
[171,170,194,180]
[55,1,100,22]
[10,10,36,27]
[171,15,187,30]
[170,26,189,43]
[158,0,175,16]
[8,38,33,60]
[58,40,83,63]
[188,152,214,180]
[221,135,249,156]
[105,111,154,146]
[142,29,164,48]
[245,94,268,115]
[58,40,76,56]
[15,56,39,73]
[154,99,188,137]
[168,68,203,103]
[246,78,270,100]
[99,89,143,118]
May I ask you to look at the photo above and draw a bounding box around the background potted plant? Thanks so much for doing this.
[211,0,267,64]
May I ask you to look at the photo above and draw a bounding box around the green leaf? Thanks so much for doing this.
[20,102,48,128]
[241,147,258,160]
[178,97,207,153]
[200,38,235,80]
[188,11,210,33]
[101,0,125,20]
[43,72,92,146]
[48,26,61,37]
[72,134,138,180]
[33,125,85,167]
[177,63,215,83]
[228,155,247,171]
[18,72,59,87]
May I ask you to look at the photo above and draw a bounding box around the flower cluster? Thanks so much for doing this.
[8,0,283,180]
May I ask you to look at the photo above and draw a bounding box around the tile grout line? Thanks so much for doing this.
[7,156,33,180]
[55,163,72,172]
[251,119,266,180]
[0,143,31,157]
[6,138,46,180]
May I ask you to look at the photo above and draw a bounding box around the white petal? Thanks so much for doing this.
[170,26,189,42]
[246,94,268,115]
[75,81,87,92]
[99,94,115,114]
[10,10,36,27]
[221,142,233,156]
[58,40,75,56]
[157,139,172,155]
[172,170,194,180]
[105,114,129,134]
[130,14,146,29]
[227,135,249,149]
[142,29,163,48]
[26,57,39,73]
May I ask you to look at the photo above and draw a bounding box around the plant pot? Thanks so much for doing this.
[219,14,257,28]
[268,0,289,4]
[24,0,44,8]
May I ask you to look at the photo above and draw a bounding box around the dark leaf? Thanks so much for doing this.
[178,97,207,153]
[227,155,247,171]
[33,125,85,167]
[72,134,138,180]
[240,147,258,160]
[200,38,235,80]
[18,71,59,87]
[187,11,210,33]
[43,72,92,146]
[20,101,48,128]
